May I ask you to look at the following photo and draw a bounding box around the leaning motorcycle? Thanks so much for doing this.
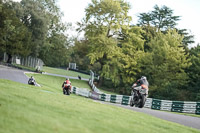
[28,79,36,86]
[130,84,148,108]
[63,84,71,95]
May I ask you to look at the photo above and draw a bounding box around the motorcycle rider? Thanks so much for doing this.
[131,76,149,107]
[132,76,149,92]
[28,76,36,85]
[62,78,72,95]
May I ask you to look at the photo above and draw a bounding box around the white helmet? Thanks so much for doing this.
[141,76,147,80]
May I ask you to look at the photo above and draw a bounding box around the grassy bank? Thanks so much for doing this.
[0,75,199,133]
[43,66,90,79]
[26,73,92,91]
[43,66,118,94]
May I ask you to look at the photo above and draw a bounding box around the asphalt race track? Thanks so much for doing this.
[0,65,199,130]
[99,101,200,130]
[0,65,29,84]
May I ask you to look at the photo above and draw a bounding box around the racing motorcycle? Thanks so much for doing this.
[130,84,148,108]
[63,83,71,95]
[28,77,36,86]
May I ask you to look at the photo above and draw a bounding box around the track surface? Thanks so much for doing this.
[0,65,29,84]
[0,65,199,130]
[99,101,200,130]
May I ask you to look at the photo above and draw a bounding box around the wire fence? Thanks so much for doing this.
[2,53,44,71]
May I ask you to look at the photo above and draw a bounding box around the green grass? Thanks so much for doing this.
[26,73,92,91]
[12,63,37,72]
[98,87,119,95]
[42,66,119,94]
[0,76,199,133]
[43,66,90,79]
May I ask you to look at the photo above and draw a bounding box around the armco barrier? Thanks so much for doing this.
[196,102,200,115]
[151,99,161,110]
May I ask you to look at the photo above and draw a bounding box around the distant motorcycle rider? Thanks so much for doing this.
[28,76,36,85]
[62,78,72,95]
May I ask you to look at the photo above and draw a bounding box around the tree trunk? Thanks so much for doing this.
[97,76,104,87]
[7,54,12,64]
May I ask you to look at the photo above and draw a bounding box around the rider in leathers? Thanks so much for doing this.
[131,76,149,105]
[132,76,149,92]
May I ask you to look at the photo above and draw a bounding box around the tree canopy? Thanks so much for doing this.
[77,0,144,86]
[137,5,195,48]
[0,0,71,66]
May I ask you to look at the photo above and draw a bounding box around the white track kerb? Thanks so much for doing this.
[71,70,200,115]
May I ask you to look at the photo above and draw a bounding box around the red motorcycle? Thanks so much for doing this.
[63,83,71,95]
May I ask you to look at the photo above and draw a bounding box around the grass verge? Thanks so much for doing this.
[43,66,90,79]
[26,73,92,91]
[0,75,199,133]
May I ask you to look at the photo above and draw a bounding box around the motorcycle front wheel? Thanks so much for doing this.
[63,87,70,95]
[130,97,134,107]
[138,94,146,108]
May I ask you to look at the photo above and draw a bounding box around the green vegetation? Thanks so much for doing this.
[0,77,199,133]
[98,87,119,95]
[0,0,71,65]
[137,5,194,47]
[43,66,90,79]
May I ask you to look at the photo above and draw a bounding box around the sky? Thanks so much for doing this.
[12,0,200,47]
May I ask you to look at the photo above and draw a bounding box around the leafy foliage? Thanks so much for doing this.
[78,0,144,86]
[0,0,71,66]
[0,0,32,62]
[138,5,180,31]
[142,30,191,100]
[137,5,195,48]
[186,45,200,100]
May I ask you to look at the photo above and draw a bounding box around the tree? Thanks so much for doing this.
[14,0,67,57]
[137,5,195,48]
[177,28,195,48]
[39,32,71,67]
[142,30,191,100]
[186,45,200,100]
[78,0,144,86]
[0,0,32,63]
[69,39,91,71]
[138,5,180,31]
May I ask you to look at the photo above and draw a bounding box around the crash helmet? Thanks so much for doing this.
[141,76,147,80]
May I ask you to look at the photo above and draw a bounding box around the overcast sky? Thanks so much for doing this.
[12,0,200,47]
